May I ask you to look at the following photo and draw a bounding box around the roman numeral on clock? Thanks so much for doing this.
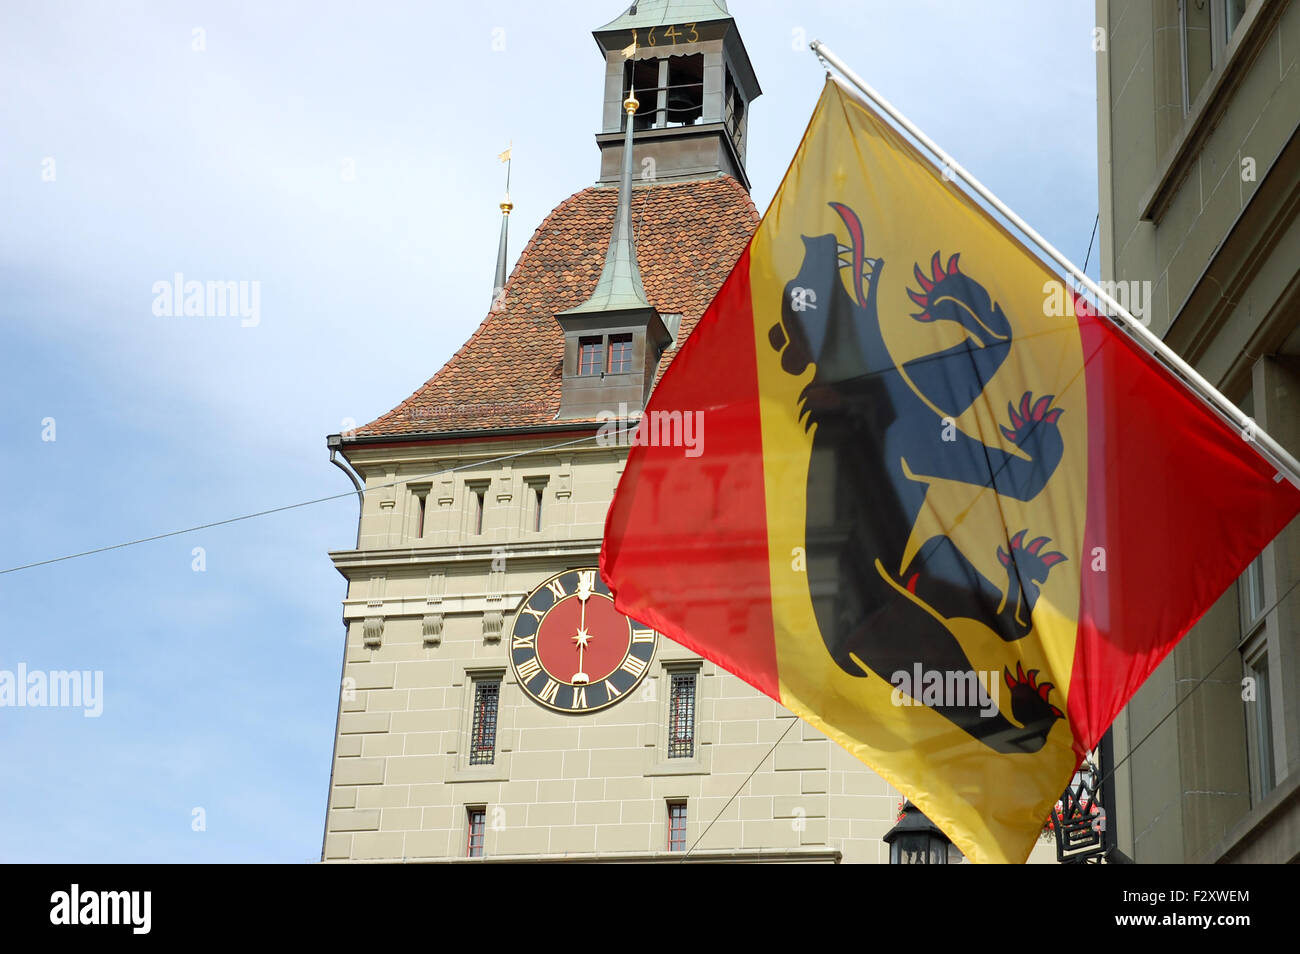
[570,686,588,710]
[516,655,541,682]
[604,679,622,699]
[546,579,567,600]
[512,633,535,651]
[632,628,656,643]
[538,679,560,704]
[619,655,647,678]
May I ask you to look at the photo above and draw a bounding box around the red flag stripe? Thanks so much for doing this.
[1070,297,1300,757]
[601,249,781,700]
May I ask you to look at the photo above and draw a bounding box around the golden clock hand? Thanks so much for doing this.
[572,572,597,685]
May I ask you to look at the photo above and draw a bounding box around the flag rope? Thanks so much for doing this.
[0,433,606,575]
[808,40,1300,491]
[682,717,799,860]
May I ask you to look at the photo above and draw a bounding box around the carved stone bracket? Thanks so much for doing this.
[363,615,384,648]
[422,613,444,647]
[482,610,504,643]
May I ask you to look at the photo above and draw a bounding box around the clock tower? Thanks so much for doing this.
[320,1,919,864]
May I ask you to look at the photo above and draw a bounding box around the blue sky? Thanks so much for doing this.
[0,1,1098,862]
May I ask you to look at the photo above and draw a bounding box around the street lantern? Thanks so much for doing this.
[883,801,955,863]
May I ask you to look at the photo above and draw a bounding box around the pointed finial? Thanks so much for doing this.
[491,144,513,310]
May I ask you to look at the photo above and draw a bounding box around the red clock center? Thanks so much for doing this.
[536,596,630,684]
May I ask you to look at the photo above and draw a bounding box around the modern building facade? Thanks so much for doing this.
[1097,0,1300,862]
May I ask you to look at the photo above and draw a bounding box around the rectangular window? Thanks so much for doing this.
[668,671,697,759]
[578,336,603,376]
[667,801,688,852]
[1179,0,1254,114]
[607,334,634,374]
[522,478,548,533]
[465,482,487,536]
[467,807,486,857]
[1248,651,1275,799]
[415,492,427,539]
[469,679,500,766]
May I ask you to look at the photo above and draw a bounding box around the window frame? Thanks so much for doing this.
[607,333,634,375]
[667,800,688,852]
[521,476,549,534]
[464,480,488,536]
[667,670,697,760]
[578,336,604,377]
[646,660,708,776]
[466,806,487,858]
[469,676,501,766]
[1242,642,1275,803]
[1178,0,1256,115]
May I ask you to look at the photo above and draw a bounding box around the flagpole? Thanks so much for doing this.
[809,40,1300,490]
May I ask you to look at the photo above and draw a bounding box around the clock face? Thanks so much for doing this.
[509,567,658,714]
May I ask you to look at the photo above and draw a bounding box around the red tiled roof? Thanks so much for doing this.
[356,175,760,438]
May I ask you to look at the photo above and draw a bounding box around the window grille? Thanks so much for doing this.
[470,679,500,766]
[668,672,696,759]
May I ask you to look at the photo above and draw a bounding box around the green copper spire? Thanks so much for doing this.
[562,88,651,315]
[491,145,513,309]
[491,195,511,309]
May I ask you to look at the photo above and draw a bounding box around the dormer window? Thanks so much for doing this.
[579,336,604,376]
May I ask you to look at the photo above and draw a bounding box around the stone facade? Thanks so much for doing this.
[322,437,916,862]
[321,441,925,868]
[321,436,1065,862]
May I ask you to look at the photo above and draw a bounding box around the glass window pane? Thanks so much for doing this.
[467,809,486,857]
[608,334,634,374]
[668,802,687,851]
[578,337,603,376]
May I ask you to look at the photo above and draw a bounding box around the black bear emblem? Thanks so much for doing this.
[768,202,1067,754]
